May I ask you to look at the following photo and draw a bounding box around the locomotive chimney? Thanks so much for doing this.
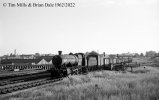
[103,52,105,56]
[58,51,62,55]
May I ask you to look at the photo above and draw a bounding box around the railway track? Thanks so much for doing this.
[0,64,139,95]
[0,70,63,95]
[0,78,63,95]
[0,71,51,86]
[0,71,50,80]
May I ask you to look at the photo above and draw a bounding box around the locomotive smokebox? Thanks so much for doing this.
[58,51,62,55]
[52,55,62,68]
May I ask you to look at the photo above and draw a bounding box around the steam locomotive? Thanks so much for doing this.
[49,51,86,78]
[49,51,134,78]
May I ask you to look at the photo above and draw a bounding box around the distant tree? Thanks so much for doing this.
[35,53,40,56]
[10,53,13,57]
[158,53,159,57]
[140,53,144,57]
[155,52,159,57]
[134,53,139,57]
[145,51,156,57]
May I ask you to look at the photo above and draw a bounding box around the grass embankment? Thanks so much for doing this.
[1,66,159,100]
[133,57,159,67]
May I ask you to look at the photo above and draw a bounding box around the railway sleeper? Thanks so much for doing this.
[50,80,55,82]
[1,89,7,94]
[13,86,19,91]
[34,82,40,86]
[30,83,35,87]
[9,81,16,84]
[45,80,51,83]
[0,80,24,86]
[37,82,42,86]
[0,82,7,86]
[23,85,28,89]
[18,85,24,90]
[27,84,33,88]
[42,81,47,84]
[7,88,14,93]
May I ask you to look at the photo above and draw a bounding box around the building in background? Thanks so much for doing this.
[0,55,53,65]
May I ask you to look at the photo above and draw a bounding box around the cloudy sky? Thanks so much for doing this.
[0,0,159,55]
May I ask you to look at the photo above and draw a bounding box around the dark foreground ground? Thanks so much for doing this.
[0,65,159,100]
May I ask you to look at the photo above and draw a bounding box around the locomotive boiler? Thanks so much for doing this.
[52,51,79,69]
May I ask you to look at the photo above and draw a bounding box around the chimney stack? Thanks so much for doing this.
[14,49,16,55]
[103,52,105,56]
[58,51,62,55]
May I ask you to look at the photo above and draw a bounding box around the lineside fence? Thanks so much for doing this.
[0,64,53,71]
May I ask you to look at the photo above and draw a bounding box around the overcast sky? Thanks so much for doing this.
[0,0,159,55]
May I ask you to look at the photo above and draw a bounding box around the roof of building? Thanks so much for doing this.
[36,56,53,62]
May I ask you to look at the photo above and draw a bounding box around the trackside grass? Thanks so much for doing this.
[0,66,159,100]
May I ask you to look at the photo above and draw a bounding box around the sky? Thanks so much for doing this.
[0,0,159,55]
